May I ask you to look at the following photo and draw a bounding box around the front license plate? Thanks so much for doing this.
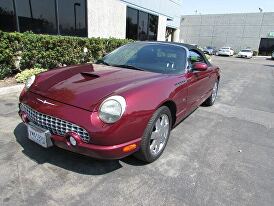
[27,125,53,148]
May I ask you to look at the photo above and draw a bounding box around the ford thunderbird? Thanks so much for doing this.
[19,42,220,163]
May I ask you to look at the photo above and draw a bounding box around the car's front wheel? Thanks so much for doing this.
[203,80,219,106]
[134,106,172,163]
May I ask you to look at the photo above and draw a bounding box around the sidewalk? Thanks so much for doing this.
[0,84,24,96]
[253,56,271,59]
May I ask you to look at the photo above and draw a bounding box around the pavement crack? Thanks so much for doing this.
[17,163,26,205]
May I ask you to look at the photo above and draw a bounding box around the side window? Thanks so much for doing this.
[189,50,206,65]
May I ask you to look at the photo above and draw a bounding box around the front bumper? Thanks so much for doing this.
[238,54,252,58]
[18,91,148,159]
[218,52,231,56]
[19,111,141,160]
[52,134,141,159]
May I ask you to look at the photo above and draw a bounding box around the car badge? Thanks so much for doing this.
[37,98,55,106]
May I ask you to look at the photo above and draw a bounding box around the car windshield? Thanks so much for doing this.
[100,43,187,74]
[241,50,252,52]
[222,47,230,50]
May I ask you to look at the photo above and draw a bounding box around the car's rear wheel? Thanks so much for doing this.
[134,106,172,163]
[203,80,219,106]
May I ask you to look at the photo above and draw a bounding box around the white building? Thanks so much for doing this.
[0,0,183,42]
[180,12,274,54]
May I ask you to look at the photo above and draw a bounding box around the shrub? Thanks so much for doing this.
[0,31,132,80]
[15,68,47,83]
[253,50,258,56]
[0,64,12,79]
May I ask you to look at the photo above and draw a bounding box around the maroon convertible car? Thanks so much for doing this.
[19,42,220,163]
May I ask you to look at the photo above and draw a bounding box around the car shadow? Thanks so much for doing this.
[14,123,129,175]
[172,107,198,130]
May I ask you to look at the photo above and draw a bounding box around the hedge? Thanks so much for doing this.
[0,31,132,80]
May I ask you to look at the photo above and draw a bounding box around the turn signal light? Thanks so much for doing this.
[20,111,29,123]
[123,144,137,152]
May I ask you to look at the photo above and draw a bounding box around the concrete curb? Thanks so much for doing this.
[253,56,271,59]
[0,84,24,96]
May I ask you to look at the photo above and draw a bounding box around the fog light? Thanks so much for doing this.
[69,136,77,146]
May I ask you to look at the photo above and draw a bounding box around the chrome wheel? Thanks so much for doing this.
[212,82,218,102]
[150,114,170,156]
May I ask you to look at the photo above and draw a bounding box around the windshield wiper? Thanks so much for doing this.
[96,59,110,66]
[113,64,145,71]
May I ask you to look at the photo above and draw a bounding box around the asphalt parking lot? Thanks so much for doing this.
[0,56,274,206]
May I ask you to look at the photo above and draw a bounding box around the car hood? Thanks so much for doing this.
[30,64,163,111]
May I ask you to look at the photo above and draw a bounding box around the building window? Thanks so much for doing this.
[58,0,87,37]
[16,0,57,34]
[126,7,158,41]
[138,11,148,41]
[126,7,138,40]
[0,0,87,37]
[148,14,158,40]
[0,0,16,32]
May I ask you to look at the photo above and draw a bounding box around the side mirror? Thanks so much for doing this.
[193,62,208,71]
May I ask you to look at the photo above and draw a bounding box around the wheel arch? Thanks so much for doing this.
[159,100,177,127]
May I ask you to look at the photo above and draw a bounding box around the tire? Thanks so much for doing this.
[134,106,172,163]
[203,80,219,106]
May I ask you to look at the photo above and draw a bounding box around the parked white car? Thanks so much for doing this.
[237,49,253,59]
[217,47,234,56]
[272,51,274,60]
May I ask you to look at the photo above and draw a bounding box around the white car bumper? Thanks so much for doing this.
[218,51,231,56]
[238,53,252,58]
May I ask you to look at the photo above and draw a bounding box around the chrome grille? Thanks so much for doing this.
[20,103,90,143]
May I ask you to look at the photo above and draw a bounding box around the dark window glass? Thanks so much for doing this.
[0,0,16,31]
[16,0,57,34]
[126,7,138,40]
[126,7,158,41]
[148,14,158,40]
[189,50,206,64]
[259,38,274,55]
[58,0,87,37]
[102,42,187,74]
[138,11,148,41]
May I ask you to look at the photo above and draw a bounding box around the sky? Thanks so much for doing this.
[181,0,274,15]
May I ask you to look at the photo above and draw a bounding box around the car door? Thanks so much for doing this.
[186,50,212,112]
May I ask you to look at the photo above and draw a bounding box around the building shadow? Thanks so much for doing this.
[14,123,126,175]
[264,64,274,68]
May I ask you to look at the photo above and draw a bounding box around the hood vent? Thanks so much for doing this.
[81,72,100,78]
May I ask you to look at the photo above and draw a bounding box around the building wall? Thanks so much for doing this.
[180,12,274,52]
[157,15,167,41]
[87,0,182,41]
[87,0,126,39]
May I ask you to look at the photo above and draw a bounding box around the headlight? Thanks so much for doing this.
[25,75,35,89]
[99,95,126,124]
